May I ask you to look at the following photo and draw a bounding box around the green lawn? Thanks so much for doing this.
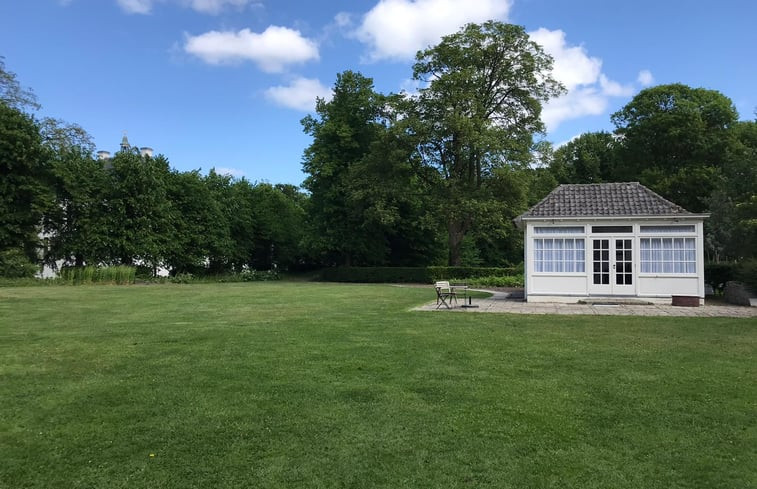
[1,282,755,488]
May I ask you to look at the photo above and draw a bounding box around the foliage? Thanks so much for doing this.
[59,265,136,285]
[550,131,617,184]
[0,56,40,111]
[44,145,110,267]
[302,71,399,266]
[449,274,524,287]
[611,83,738,212]
[1,283,756,488]
[320,266,432,283]
[105,151,175,268]
[736,258,757,292]
[0,102,50,264]
[427,266,518,281]
[407,21,564,264]
[0,248,38,278]
[704,262,738,293]
[319,266,520,283]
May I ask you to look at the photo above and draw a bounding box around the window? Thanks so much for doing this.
[640,225,695,233]
[534,226,584,234]
[534,238,585,273]
[591,225,632,233]
[640,237,696,273]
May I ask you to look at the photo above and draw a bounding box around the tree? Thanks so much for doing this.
[611,84,738,212]
[105,150,174,269]
[301,71,391,266]
[406,21,564,265]
[707,120,757,260]
[44,146,110,267]
[550,131,617,184]
[0,56,40,111]
[0,102,49,271]
[164,169,230,274]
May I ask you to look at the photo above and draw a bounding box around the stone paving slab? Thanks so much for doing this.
[414,295,757,318]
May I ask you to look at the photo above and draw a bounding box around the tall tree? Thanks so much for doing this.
[105,150,174,269]
[611,83,738,212]
[407,21,564,265]
[550,131,617,184]
[0,102,49,271]
[0,56,40,111]
[301,71,389,266]
[44,146,110,267]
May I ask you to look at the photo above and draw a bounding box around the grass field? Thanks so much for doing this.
[1,282,755,488]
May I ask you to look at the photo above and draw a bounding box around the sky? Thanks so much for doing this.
[1,0,755,185]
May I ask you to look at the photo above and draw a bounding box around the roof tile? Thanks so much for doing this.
[519,182,691,218]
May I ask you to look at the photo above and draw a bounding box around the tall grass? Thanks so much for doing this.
[60,266,136,285]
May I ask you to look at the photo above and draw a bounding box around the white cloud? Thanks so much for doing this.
[637,69,654,86]
[116,0,260,15]
[599,74,634,97]
[184,26,319,73]
[355,0,511,61]
[214,167,245,177]
[334,12,353,28]
[529,28,601,91]
[265,77,332,112]
[541,87,608,131]
[186,0,255,14]
[530,28,637,131]
[117,0,153,14]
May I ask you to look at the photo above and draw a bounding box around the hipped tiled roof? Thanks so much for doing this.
[519,182,691,219]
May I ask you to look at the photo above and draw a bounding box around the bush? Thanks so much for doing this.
[319,266,520,284]
[427,266,518,281]
[705,262,738,293]
[451,275,524,288]
[60,266,136,285]
[319,267,430,283]
[0,249,38,278]
[736,259,757,292]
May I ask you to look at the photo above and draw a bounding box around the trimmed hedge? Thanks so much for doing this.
[320,267,431,283]
[320,266,519,284]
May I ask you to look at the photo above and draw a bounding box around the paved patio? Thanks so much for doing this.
[414,290,757,318]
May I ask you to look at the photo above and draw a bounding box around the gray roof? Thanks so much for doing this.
[518,182,692,219]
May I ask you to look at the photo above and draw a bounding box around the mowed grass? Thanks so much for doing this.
[1,283,755,489]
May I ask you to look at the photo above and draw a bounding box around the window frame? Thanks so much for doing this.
[639,236,697,275]
[533,236,586,275]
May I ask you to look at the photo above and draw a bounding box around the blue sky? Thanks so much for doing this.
[1,0,755,185]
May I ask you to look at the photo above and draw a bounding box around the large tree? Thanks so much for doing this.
[407,21,564,265]
[550,131,617,184]
[611,83,738,212]
[301,71,391,266]
[0,103,49,269]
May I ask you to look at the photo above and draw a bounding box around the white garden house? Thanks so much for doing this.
[515,182,708,304]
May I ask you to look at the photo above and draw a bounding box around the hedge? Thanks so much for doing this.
[320,266,519,284]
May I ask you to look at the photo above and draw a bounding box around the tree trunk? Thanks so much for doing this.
[447,219,467,266]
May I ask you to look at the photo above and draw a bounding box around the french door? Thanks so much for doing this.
[589,238,634,295]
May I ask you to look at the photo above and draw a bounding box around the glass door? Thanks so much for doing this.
[590,238,634,295]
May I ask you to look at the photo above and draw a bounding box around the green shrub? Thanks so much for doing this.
[0,249,38,278]
[449,275,525,288]
[427,266,518,281]
[736,259,757,292]
[60,266,136,285]
[320,267,432,283]
[319,266,521,284]
[705,262,738,292]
